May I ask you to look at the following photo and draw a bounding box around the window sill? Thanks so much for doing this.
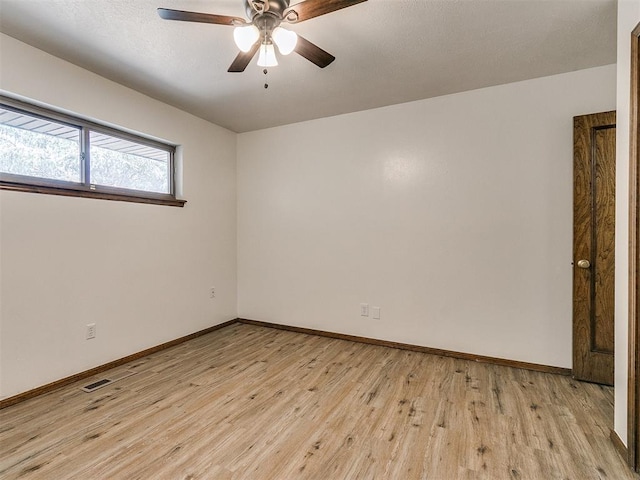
[0,181,186,207]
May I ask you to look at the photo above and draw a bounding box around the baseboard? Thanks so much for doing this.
[1,317,573,410]
[0,319,239,410]
[237,318,572,376]
[610,429,629,462]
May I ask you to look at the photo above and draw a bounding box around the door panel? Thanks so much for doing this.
[593,127,616,353]
[573,111,616,386]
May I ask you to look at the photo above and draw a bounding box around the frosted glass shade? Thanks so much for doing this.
[233,25,260,52]
[257,43,278,67]
[272,27,298,55]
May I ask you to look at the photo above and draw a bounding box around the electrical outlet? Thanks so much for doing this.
[372,307,381,320]
[210,287,216,298]
[86,323,96,340]
[360,303,369,316]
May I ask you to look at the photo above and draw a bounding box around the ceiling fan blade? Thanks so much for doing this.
[295,35,335,68]
[283,0,367,23]
[157,8,246,26]
[228,42,261,72]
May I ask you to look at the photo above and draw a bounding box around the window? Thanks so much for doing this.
[0,96,184,207]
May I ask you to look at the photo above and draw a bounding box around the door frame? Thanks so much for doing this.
[628,21,640,470]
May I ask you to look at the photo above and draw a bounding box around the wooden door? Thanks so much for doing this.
[573,111,616,386]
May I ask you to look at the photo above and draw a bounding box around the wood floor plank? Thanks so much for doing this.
[0,323,637,479]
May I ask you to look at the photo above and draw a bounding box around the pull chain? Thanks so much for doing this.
[262,19,269,90]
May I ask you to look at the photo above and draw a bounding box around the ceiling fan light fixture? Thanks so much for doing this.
[257,42,278,67]
[158,0,368,73]
[233,24,260,52]
[272,26,298,55]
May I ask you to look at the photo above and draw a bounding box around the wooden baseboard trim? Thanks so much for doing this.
[237,318,572,376]
[2,317,572,410]
[610,429,629,462]
[0,319,239,410]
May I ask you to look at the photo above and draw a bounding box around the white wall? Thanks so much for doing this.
[615,0,640,447]
[0,34,238,399]
[238,65,616,368]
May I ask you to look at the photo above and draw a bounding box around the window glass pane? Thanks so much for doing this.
[0,106,81,182]
[90,131,170,194]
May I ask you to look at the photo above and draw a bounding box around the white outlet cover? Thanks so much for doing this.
[86,323,96,339]
[372,307,381,320]
[360,303,369,316]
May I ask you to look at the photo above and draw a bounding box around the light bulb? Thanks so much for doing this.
[272,27,298,55]
[257,43,278,67]
[233,24,260,52]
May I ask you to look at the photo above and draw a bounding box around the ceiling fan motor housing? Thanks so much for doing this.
[245,0,290,21]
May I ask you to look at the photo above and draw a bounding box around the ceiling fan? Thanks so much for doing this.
[158,0,367,73]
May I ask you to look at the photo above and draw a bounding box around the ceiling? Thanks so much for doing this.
[0,0,617,133]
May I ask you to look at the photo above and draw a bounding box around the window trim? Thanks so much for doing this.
[0,95,185,207]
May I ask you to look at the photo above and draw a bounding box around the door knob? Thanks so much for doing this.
[577,259,590,269]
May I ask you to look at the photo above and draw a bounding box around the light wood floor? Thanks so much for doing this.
[0,323,636,479]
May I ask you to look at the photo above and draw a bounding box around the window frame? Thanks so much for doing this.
[0,95,185,207]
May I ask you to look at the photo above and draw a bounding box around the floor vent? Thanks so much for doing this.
[81,370,136,393]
